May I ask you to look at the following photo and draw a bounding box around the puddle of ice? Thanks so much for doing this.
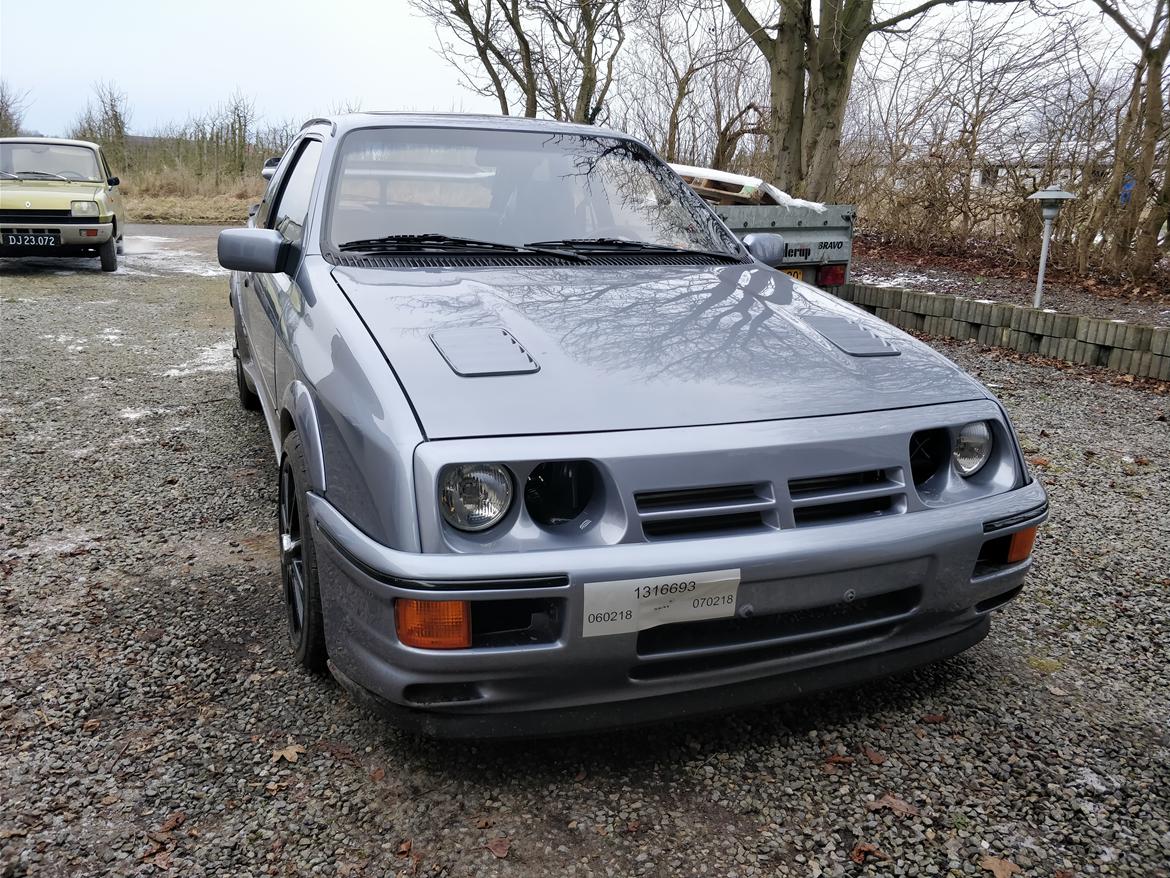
[161,340,234,377]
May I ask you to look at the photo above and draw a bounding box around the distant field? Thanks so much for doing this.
[125,194,252,226]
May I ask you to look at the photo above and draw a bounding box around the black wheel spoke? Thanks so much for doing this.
[279,459,307,638]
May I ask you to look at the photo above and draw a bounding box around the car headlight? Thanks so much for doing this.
[953,421,993,477]
[71,201,100,217]
[439,463,513,531]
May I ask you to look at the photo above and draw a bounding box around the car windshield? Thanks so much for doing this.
[0,143,103,182]
[326,127,741,256]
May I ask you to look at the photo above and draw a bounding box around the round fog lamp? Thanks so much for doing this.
[439,463,513,532]
[953,421,993,477]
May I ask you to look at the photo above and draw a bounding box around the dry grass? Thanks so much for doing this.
[124,194,254,226]
[119,168,265,225]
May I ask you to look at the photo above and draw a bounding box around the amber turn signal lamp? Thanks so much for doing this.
[395,599,471,649]
[1006,526,1038,563]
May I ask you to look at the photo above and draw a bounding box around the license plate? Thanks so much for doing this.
[582,569,740,637]
[782,268,803,281]
[4,232,60,247]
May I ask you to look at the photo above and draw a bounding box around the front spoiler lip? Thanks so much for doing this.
[328,617,992,739]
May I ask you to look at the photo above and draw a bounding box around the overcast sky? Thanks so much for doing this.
[0,0,499,136]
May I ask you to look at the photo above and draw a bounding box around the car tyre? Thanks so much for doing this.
[116,236,124,255]
[279,432,328,673]
[235,355,261,411]
[99,238,118,272]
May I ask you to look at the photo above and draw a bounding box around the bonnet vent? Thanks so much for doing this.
[430,327,540,377]
[802,316,899,357]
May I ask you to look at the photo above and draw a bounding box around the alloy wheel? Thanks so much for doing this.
[279,459,306,642]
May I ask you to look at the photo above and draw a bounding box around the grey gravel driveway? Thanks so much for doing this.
[1,227,1167,877]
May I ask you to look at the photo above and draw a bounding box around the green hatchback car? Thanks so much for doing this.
[0,138,125,271]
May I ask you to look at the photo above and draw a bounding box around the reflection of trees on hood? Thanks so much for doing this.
[390,265,810,380]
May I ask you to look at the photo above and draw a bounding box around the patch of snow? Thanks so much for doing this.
[161,341,234,378]
[767,189,827,212]
[3,528,98,559]
[119,407,167,421]
[852,272,935,289]
[119,245,225,278]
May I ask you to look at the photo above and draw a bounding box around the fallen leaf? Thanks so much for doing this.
[157,812,185,833]
[1135,456,1150,466]
[979,854,1021,878]
[850,842,890,864]
[485,836,510,859]
[573,768,587,782]
[397,838,412,856]
[921,713,947,724]
[913,727,927,739]
[826,754,855,765]
[151,850,173,871]
[865,793,920,817]
[0,828,28,839]
[474,816,493,829]
[862,745,887,765]
[1053,870,1076,878]
[100,795,119,806]
[270,743,305,764]
[623,819,641,833]
[369,766,385,782]
[82,719,101,733]
[1029,456,1051,468]
[1046,684,1070,697]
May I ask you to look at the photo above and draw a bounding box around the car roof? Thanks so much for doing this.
[0,136,102,150]
[303,112,630,141]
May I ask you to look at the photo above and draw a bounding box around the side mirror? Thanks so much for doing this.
[261,157,281,181]
[742,232,786,267]
[107,176,120,187]
[218,228,287,273]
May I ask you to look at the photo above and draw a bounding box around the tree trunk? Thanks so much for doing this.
[1130,49,1167,277]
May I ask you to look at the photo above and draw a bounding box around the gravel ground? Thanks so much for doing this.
[1,227,1168,877]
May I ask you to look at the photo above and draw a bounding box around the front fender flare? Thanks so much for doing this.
[281,382,326,493]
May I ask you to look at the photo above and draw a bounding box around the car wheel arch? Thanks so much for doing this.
[280,382,327,494]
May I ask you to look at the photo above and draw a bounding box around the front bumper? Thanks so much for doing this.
[309,475,1047,738]
[1,221,114,254]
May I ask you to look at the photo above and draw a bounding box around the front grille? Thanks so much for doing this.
[634,482,776,540]
[631,585,921,679]
[787,468,905,527]
[0,210,95,224]
[637,586,921,656]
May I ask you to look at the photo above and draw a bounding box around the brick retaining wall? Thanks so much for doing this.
[835,283,1170,381]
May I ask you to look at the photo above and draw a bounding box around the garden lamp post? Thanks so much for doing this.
[1028,186,1076,309]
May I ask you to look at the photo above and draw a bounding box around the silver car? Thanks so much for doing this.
[218,113,1047,737]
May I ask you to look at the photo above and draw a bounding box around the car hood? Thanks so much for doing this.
[0,180,103,211]
[331,263,987,439]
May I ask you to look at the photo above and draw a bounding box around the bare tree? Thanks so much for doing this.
[0,80,29,137]
[1086,0,1169,277]
[70,82,131,170]
[722,0,1022,200]
[411,0,627,122]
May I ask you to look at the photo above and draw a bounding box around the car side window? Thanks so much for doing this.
[268,139,323,248]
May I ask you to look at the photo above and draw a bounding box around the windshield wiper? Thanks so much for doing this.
[13,170,73,182]
[0,171,17,180]
[528,237,742,262]
[338,233,588,262]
